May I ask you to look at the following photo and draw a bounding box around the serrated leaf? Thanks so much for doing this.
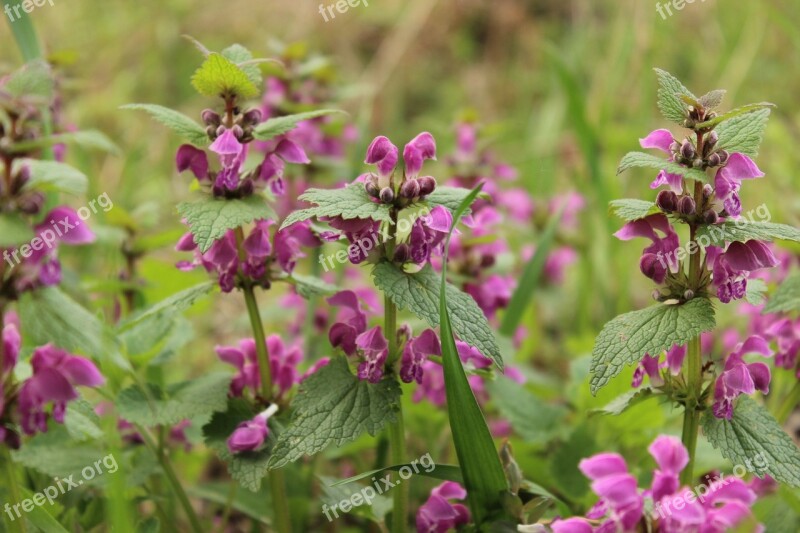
[372,262,502,369]
[118,281,215,332]
[590,298,716,394]
[617,151,710,184]
[121,104,208,146]
[18,287,128,369]
[252,109,344,141]
[702,396,800,487]
[715,108,771,157]
[4,59,53,100]
[698,89,726,110]
[64,399,104,441]
[424,186,486,213]
[696,221,800,247]
[21,159,88,195]
[268,357,401,469]
[177,196,276,253]
[191,53,259,99]
[764,274,800,314]
[695,102,775,130]
[117,373,231,427]
[0,213,34,246]
[592,387,655,416]
[221,44,261,88]
[608,199,658,221]
[10,129,120,154]
[288,273,337,298]
[280,184,392,230]
[654,68,696,124]
[745,278,768,306]
[12,426,106,481]
[203,398,274,491]
[486,377,566,443]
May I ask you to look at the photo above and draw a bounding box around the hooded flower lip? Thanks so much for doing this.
[639,128,684,193]
[327,290,368,356]
[176,144,209,180]
[400,328,441,384]
[355,326,388,383]
[365,135,399,178]
[415,481,470,533]
[577,452,643,530]
[614,213,679,283]
[403,132,437,179]
[709,241,779,304]
[713,335,773,419]
[209,127,244,167]
[226,406,277,454]
[407,206,453,266]
[714,153,764,217]
[648,435,688,501]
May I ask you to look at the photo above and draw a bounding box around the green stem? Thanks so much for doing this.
[1,446,26,533]
[777,381,800,424]
[388,393,408,533]
[242,286,274,400]
[138,427,203,533]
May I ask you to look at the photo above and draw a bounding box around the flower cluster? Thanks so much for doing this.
[550,435,761,532]
[416,481,470,533]
[216,334,303,401]
[363,133,438,206]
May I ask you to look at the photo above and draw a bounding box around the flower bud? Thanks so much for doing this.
[241,108,262,126]
[239,178,254,196]
[656,190,678,213]
[684,289,695,301]
[379,187,395,204]
[716,149,729,165]
[703,209,719,225]
[201,109,221,126]
[652,289,662,301]
[706,130,718,148]
[394,243,409,263]
[231,125,244,140]
[364,175,380,198]
[703,184,714,198]
[417,176,437,196]
[692,158,704,168]
[216,125,226,138]
[707,152,721,167]
[206,125,217,139]
[680,140,695,160]
[678,195,696,216]
[480,254,496,268]
[639,253,662,281]
[399,179,420,200]
[669,141,681,154]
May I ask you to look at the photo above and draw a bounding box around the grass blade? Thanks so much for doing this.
[2,0,42,61]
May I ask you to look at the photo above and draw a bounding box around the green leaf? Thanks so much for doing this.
[695,102,775,130]
[696,221,800,247]
[118,281,215,333]
[590,298,716,394]
[121,104,209,146]
[702,396,800,487]
[288,273,337,298]
[330,464,463,487]
[221,44,262,88]
[499,207,562,337]
[280,184,392,230]
[116,373,231,427]
[372,262,502,369]
[268,357,401,469]
[654,68,696,124]
[698,89,726,110]
[3,59,52,100]
[617,151,710,184]
[745,278,768,306]
[11,426,106,481]
[591,387,655,416]
[203,399,277,492]
[177,196,276,253]
[0,213,35,246]
[10,129,120,154]
[191,53,259,99]
[424,186,487,214]
[64,399,104,441]
[18,487,70,533]
[21,160,88,195]
[764,274,800,314]
[18,287,128,369]
[438,184,509,524]
[252,109,344,141]
[715,108,771,157]
[2,0,42,62]
[485,377,566,443]
[187,483,270,524]
[608,199,658,221]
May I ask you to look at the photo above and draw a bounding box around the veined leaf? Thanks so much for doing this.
[280,184,392,230]
[715,108,771,157]
[591,387,656,416]
[696,221,800,247]
[253,109,344,141]
[608,199,658,221]
[695,102,775,130]
[617,151,710,184]
[191,53,259,99]
[424,186,488,214]
[21,159,88,195]
[121,104,209,146]
[654,68,696,125]
[763,274,800,314]
[3,59,52,100]
[177,195,276,253]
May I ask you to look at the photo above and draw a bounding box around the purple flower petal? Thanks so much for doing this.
[175,145,209,180]
[639,129,674,153]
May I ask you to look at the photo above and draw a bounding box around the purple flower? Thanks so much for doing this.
[649,435,688,501]
[708,241,779,303]
[402,132,437,179]
[327,290,368,355]
[714,153,764,217]
[416,481,470,533]
[614,214,679,284]
[2,317,21,376]
[227,405,277,454]
[216,336,302,400]
[764,317,800,371]
[408,206,452,266]
[578,452,643,531]
[175,145,209,181]
[365,135,399,184]
[17,345,104,435]
[550,518,593,533]
[713,335,773,419]
[639,129,684,193]
[209,127,244,168]
[400,329,441,384]
[355,326,388,383]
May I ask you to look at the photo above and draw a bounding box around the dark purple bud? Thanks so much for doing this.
[703,209,719,225]
[681,140,695,160]
[417,176,437,196]
[231,125,244,140]
[678,195,696,216]
[717,149,729,165]
[379,187,395,204]
[16,191,44,214]
[669,141,681,153]
[394,243,409,263]
[241,108,262,126]
[692,158,704,168]
[240,178,254,196]
[707,152,721,167]
[706,131,718,147]
[201,109,221,126]
[703,184,714,198]
[206,125,217,139]
[656,190,678,213]
[365,175,380,198]
[639,253,662,281]
[216,125,226,137]
[399,179,420,200]
[480,254,496,268]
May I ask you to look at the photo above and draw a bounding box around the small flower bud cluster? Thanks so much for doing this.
[681,104,716,129]
[202,107,262,144]
[364,175,437,206]
[656,187,719,224]
[669,132,729,172]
